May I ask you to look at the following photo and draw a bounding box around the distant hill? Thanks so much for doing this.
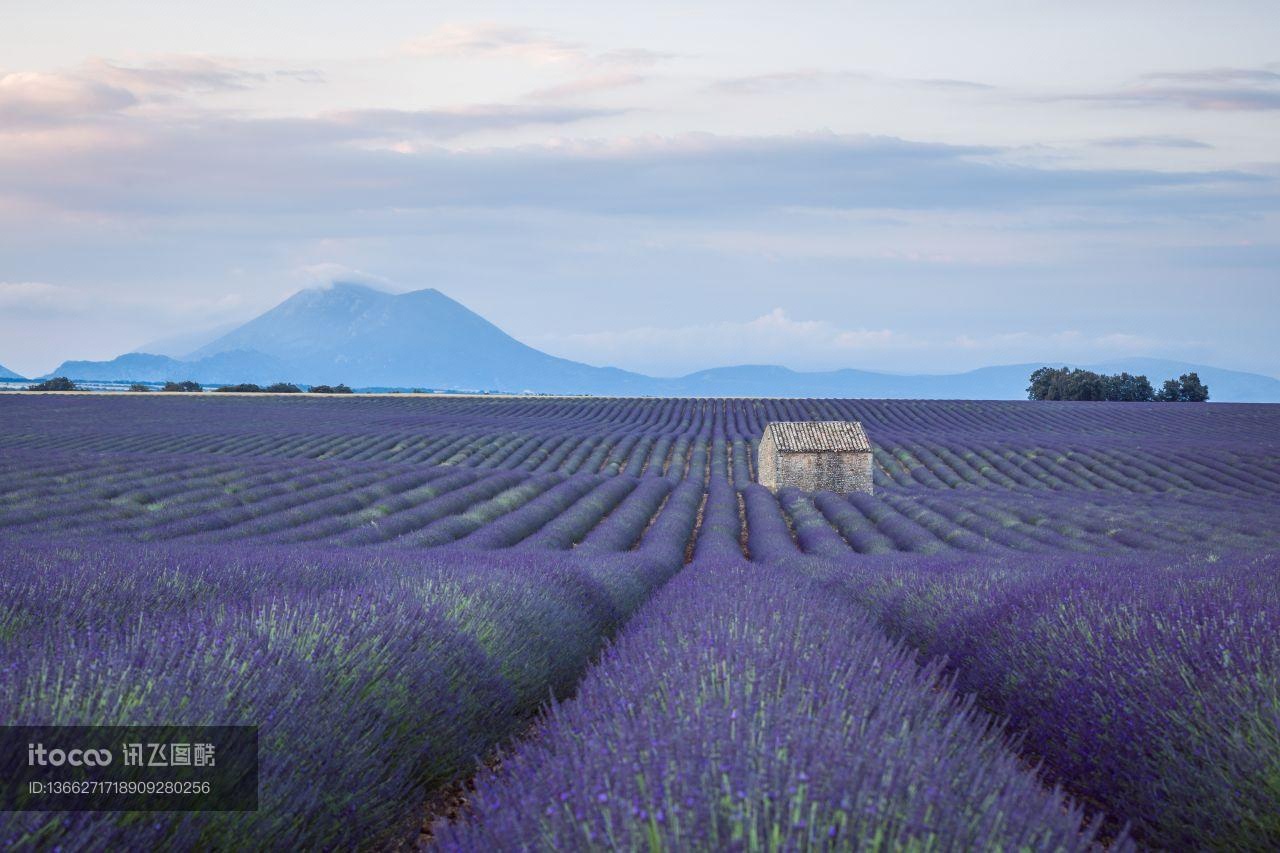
[0,362,25,381]
[133,321,242,359]
[41,283,1280,401]
[656,365,996,398]
[50,284,652,394]
[183,284,653,394]
[47,350,292,386]
[651,361,1280,402]
[1073,358,1280,405]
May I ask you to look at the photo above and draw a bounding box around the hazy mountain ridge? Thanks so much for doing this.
[660,361,1280,403]
[0,362,25,381]
[135,321,243,359]
[48,350,292,386]
[185,284,654,394]
[32,284,1280,401]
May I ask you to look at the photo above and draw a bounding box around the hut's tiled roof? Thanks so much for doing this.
[763,421,871,453]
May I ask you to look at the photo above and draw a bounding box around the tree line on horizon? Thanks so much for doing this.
[1027,367,1209,402]
[25,378,353,394]
[24,370,1212,402]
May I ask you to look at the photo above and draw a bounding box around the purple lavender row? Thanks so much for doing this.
[434,558,1118,850]
[804,548,1280,849]
[575,477,673,552]
[0,452,391,539]
[775,487,854,557]
[267,467,483,542]
[384,474,573,549]
[459,475,606,549]
[141,466,392,539]
[517,476,638,549]
[0,537,681,849]
[6,444,1274,557]
[815,491,933,553]
[691,477,744,560]
[634,479,703,565]
[741,482,802,562]
[7,398,1279,505]
[335,470,526,545]
[6,394,1278,449]
[181,466,451,542]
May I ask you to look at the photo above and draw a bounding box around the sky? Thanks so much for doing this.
[1,0,1278,378]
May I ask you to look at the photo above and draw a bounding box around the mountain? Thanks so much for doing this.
[47,350,292,385]
[42,283,1280,401]
[0,362,25,381]
[1076,358,1280,404]
[185,283,653,393]
[51,284,653,394]
[652,361,1280,402]
[657,365,1006,398]
[132,321,242,359]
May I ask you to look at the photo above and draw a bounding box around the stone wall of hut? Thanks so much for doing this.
[757,448,874,494]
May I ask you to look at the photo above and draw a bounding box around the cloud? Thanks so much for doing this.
[535,309,1168,375]
[1109,88,1280,111]
[1093,135,1213,150]
[0,278,263,375]
[83,56,269,95]
[0,72,136,125]
[525,73,647,101]
[0,281,82,312]
[402,24,668,105]
[403,22,586,65]
[0,56,325,127]
[911,78,995,91]
[711,70,859,95]
[953,330,1157,354]
[593,48,672,68]
[403,22,672,76]
[1,34,1274,379]
[0,124,1270,223]
[79,56,324,97]
[293,263,394,290]
[1141,67,1280,86]
[273,68,326,85]
[536,308,910,373]
[0,280,250,320]
[1063,65,1280,111]
[321,103,623,139]
[711,69,992,95]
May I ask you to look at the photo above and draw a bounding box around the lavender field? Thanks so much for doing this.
[1,394,1277,849]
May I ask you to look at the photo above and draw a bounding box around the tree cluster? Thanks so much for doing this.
[1155,373,1210,402]
[24,377,356,395]
[213,382,304,393]
[27,376,77,391]
[1028,367,1208,402]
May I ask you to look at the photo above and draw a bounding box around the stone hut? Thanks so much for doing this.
[757,421,873,494]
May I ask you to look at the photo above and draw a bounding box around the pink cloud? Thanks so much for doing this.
[0,71,136,125]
